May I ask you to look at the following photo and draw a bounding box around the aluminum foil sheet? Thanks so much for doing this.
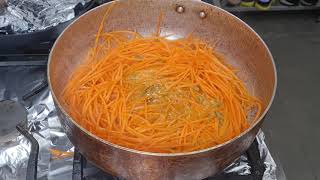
[0,65,278,180]
[0,66,50,180]
[0,0,90,34]
[257,131,277,180]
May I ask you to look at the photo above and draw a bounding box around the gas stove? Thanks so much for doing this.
[0,12,282,178]
[0,51,281,180]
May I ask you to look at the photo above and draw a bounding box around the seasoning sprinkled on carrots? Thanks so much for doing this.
[61,8,261,153]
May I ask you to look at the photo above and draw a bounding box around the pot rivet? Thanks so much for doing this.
[199,11,206,19]
[176,6,184,13]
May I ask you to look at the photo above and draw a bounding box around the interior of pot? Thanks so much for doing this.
[49,0,276,136]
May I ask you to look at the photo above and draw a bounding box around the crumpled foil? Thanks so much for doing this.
[0,0,90,34]
[0,65,277,180]
[257,131,277,180]
[0,66,50,180]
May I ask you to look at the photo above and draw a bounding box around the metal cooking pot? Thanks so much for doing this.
[48,0,277,179]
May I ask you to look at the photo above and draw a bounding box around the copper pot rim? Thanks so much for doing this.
[47,0,278,157]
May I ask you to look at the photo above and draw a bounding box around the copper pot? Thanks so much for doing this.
[48,0,277,179]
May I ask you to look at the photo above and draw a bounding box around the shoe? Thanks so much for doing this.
[280,0,299,6]
[240,0,255,7]
[227,0,242,6]
[301,0,318,5]
[255,0,273,10]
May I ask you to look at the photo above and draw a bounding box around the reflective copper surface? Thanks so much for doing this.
[48,0,277,179]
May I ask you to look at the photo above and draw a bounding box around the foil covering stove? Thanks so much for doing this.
[0,0,90,34]
[0,65,277,180]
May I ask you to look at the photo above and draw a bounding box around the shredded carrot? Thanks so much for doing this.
[62,7,262,153]
[49,148,74,160]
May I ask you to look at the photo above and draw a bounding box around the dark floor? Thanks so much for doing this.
[237,11,320,180]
